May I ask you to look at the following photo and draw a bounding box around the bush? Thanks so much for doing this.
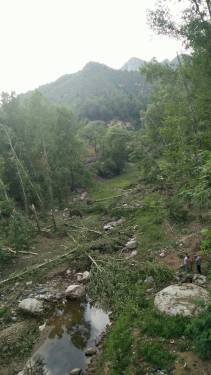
[8,211,34,251]
[168,194,189,223]
[186,305,211,359]
[140,310,189,338]
[140,342,176,369]
[0,198,14,217]
[96,159,121,178]
[201,228,211,253]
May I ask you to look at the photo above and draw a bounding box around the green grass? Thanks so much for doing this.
[140,341,176,370]
[139,309,189,339]
[91,164,139,201]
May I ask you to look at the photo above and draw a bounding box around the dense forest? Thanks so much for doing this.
[0,0,211,374]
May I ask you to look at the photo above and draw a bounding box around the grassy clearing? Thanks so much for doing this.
[90,164,140,201]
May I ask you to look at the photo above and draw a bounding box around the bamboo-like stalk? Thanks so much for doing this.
[0,123,43,211]
[0,248,76,287]
[0,178,9,201]
[31,204,41,232]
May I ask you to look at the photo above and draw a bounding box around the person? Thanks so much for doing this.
[183,254,190,272]
[195,255,201,274]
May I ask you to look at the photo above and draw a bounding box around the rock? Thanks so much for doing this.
[154,283,210,316]
[37,291,65,302]
[80,192,88,201]
[103,223,113,231]
[26,281,33,286]
[144,276,154,285]
[65,284,85,299]
[193,273,207,286]
[76,271,90,282]
[85,347,97,356]
[159,251,166,258]
[39,323,46,332]
[126,250,137,259]
[82,271,90,280]
[18,298,43,315]
[125,238,137,250]
[63,208,70,218]
[66,269,71,276]
[103,218,125,231]
[70,369,82,375]
[76,272,83,281]
[180,273,193,283]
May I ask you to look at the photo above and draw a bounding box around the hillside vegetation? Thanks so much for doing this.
[0,0,211,374]
[38,62,149,126]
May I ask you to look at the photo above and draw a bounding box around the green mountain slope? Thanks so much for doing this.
[38,61,150,125]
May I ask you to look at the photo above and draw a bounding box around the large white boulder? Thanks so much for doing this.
[65,284,85,299]
[154,283,209,316]
[18,298,43,315]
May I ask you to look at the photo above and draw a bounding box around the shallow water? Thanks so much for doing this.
[33,301,110,374]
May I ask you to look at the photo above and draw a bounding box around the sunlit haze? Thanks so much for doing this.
[0,0,184,94]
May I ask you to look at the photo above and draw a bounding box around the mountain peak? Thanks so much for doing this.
[83,61,111,71]
[121,57,146,71]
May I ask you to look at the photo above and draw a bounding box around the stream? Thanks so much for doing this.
[32,301,110,374]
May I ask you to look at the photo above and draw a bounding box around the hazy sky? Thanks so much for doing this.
[0,0,184,94]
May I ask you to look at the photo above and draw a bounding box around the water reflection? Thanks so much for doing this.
[33,302,110,375]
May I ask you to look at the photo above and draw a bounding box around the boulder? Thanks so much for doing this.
[85,346,97,356]
[65,284,85,299]
[193,273,207,286]
[18,298,43,315]
[154,283,209,316]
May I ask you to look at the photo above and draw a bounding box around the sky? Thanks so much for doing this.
[0,0,184,94]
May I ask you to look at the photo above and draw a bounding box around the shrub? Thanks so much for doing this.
[140,310,189,338]
[8,211,34,251]
[140,342,176,369]
[186,305,211,359]
[201,228,211,253]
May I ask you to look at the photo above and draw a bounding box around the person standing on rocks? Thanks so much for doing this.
[183,254,190,272]
[195,255,202,274]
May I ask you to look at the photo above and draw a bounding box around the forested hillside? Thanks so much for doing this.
[37,62,149,126]
[0,1,211,374]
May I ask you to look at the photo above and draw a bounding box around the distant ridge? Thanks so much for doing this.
[23,55,189,125]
